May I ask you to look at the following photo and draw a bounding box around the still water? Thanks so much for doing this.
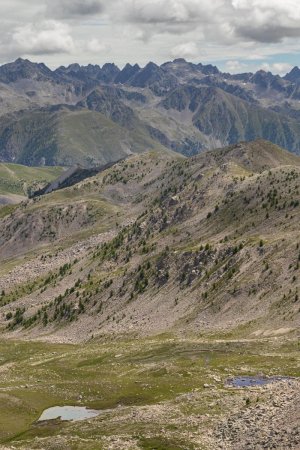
[38,406,100,422]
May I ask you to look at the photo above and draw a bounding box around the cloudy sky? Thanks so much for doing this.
[1,0,300,74]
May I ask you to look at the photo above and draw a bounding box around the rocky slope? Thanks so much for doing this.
[0,140,300,343]
[212,379,300,449]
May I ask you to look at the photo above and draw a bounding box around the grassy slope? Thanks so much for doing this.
[57,109,173,165]
[0,107,173,167]
[0,163,63,196]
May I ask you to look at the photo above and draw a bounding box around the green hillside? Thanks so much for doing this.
[0,163,63,196]
[0,107,172,167]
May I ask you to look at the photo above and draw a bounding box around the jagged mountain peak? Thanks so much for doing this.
[115,63,141,84]
[128,61,178,94]
[144,61,160,70]
[102,62,120,71]
[197,62,220,75]
[172,58,188,64]
[0,58,55,83]
[4,58,50,71]
[97,62,120,83]
[65,63,82,72]
[284,66,300,83]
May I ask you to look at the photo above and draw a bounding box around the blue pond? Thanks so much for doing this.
[227,376,289,388]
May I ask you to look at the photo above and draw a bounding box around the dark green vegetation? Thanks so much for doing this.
[0,335,299,449]
[1,58,300,166]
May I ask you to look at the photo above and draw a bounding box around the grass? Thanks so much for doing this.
[139,436,195,449]
[58,109,171,166]
[0,335,299,448]
[0,163,63,196]
[0,204,19,219]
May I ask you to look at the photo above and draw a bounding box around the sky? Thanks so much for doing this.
[1,0,300,75]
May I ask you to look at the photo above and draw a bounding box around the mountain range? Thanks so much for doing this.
[1,58,300,166]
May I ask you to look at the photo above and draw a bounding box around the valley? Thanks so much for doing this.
[0,335,299,450]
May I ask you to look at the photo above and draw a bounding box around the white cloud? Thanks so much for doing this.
[0,0,299,69]
[47,0,104,19]
[171,42,199,58]
[86,38,109,53]
[260,62,294,75]
[232,0,300,42]
[116,0,300,44]
[11,21,75,55]
[225,60,247,73]
[246,54,267,61]
[121,0,222,24]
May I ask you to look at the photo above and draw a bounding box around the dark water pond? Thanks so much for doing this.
[38,406,100,422]
[227,376,290,388]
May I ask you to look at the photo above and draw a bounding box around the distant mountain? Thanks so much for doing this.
[77,87,138,128]
[0,105,171,167]
[161,85,300,151]
[284,66,300,83]
[0,58,300,166]
[127,61,178,95]
[0,58,56,84]
[115,63,140,84]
